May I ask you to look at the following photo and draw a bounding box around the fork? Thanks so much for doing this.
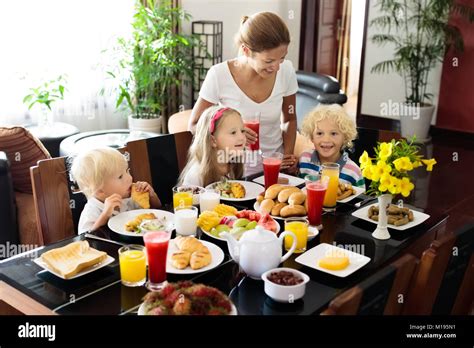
[354,197,377,208]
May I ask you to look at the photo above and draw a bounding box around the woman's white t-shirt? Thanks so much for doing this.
[199,60,298,175]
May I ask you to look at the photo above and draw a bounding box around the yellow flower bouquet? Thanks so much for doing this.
[359,138,436,198]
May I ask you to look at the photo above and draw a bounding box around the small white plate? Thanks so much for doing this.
[34,255,115,280]
[337,186,366,203]
[307,226,319,241]
[253,201,307,221]
[252,173,305,187]
[108,209,175,237]
[138,301,237,315]
[295,243,371,278]
[166,239,224,274]
[351,203,430,230]
[206,180,264,201]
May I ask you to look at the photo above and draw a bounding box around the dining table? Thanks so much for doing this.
[0,172,448,316]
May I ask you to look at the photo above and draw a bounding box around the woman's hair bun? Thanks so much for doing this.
[241,15,249,25]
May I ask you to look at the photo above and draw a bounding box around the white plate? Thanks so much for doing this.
[252,173,305,187]
[295,243,371,278]
[138,301,237,315]
[202,219,281,241]
[166,239,224,274]
[206,180,264,201]
[337,186,366,203]
[108,209,175,237]
[351,203,430,231]
[253,201,307,221]
[33,255,115,280]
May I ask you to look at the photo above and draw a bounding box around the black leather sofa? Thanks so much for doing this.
[295,71,347,127]
[0,152,20,258]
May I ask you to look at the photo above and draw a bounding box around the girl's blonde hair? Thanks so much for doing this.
[179,105,244,187]
[70,147,128,198]
[235,12,290,53]
[301,104,358,150]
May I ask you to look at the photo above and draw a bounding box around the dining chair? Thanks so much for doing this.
[126,131,193,205]
[403,222,474,315]
[321,254,417,315]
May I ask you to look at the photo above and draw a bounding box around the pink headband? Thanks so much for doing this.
[209,107,230,134]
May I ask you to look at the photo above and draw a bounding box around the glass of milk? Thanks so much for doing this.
[173,206,198,236]
[199,189,220,212]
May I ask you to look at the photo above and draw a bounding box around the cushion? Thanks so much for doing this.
[0,127,50,194]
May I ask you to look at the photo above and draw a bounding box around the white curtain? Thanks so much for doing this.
[0,0,135,131]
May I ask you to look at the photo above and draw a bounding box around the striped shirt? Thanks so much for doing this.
[298,150,365,188]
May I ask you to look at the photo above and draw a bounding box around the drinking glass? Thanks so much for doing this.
[118,244,147,287]
[199,189,220,212]
[143,231,172,291]
[243,112,260,151]
[173,186,193,208]
[322,163,340,211]
[284,218,309,253]
[305,174,329,229]
[262,151,283,189]
[174,206,198,236]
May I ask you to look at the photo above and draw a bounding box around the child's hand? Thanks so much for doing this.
[281,154,297,172]
[134,181,155,195]
[244,126,258,146]
[103,193,123,217]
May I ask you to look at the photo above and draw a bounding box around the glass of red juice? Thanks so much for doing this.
[243,112,260,151]
[305,175,329,229]
[143,230,171,291]
[262,151,283,189]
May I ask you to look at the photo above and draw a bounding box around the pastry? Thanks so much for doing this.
[367,204,413,226]
[288,192,306,205]
[336,182,356,201]
[264,184,286,200]
[277,177,290,184]
[230,182,246,199]
[260,199,275,214]
[131,184,150,209]
[271,202,287,216]
[190,247,211,270]
[174,236,206,253]
[171,251,191,269]
[280,204,306,218]
[125,212,157,232]
[277,187,301,203]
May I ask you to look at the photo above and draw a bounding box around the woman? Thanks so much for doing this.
[188,11,298,175]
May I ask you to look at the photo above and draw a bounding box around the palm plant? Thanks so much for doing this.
[370,0,474,106]
[107,0,196,119]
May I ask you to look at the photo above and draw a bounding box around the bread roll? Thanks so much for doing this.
[277,187,301,203]
[260,199,275,214]
[256,194,264,203]
[280,204,306,218]
[190,248,211,269]
[174,236,205,253]
[264,184,285,200]
[271,202,287,216]
[288,192,306,205]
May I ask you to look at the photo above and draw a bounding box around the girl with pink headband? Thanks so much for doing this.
[179,106,246,187]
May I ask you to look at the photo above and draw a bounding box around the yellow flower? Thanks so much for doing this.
[362,164,373,180]
[422,158,437,171]
[359,151,372,169]
[399,177,415,197]
[412,160,422,168]
[370,160,392,182]
[388,177,401,195]
[379,142,393,161]
[378,173,392,192]
[393,157,414,172]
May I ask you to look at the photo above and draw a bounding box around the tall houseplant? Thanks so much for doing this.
[370,0,474,141]
[107,0,196,133]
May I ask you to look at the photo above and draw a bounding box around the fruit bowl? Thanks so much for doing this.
[261,268,310,303]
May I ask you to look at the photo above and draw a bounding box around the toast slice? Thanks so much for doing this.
[131,184,150,209]
[41,241,108,279]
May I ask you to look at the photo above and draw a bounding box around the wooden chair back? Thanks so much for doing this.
[126,131,193,205]
[322,254,417,315]
[404,222,474,314]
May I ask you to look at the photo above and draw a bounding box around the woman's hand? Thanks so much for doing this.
[281,154,298,174]
[244,126,258,147]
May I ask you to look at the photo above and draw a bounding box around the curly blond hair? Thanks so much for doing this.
[300,104,357,149]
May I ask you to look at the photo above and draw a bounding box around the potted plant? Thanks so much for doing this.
[359,138,436,239]
[106,0,196,133]
[370,0,474,141]
[23,75,67,127]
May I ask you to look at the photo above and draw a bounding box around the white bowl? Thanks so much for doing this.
[261,268,310,303]
[176,185,205,205]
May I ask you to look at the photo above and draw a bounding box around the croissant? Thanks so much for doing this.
[171,251,191,269]
[174,236,206,253]
[190,247,211,270]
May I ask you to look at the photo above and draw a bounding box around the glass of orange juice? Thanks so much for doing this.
[118,245,147,287]
[322,163,340,212]
[173,186,193,208]
[284,218,309,253]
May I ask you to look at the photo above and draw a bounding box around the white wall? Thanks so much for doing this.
[346,0,366,98]
[181,0,301,67]
[360,1,442,123]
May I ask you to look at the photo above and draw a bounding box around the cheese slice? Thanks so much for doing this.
[319,255,350,271]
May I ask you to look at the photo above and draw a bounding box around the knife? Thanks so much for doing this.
[83,233,126,246]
